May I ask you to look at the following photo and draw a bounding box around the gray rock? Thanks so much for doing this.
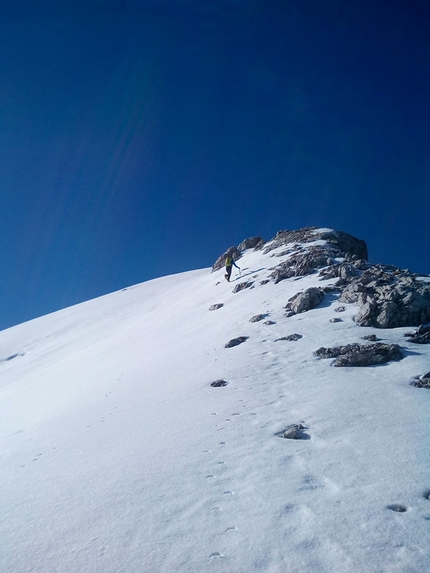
[211,246,241,273]
[264,320,276,325]
[362,334,380,341]
[225,336,249,348]
[315,342,403,367]
[334,306,346,313]
[237,236,265,251]
[285,287,324,315]
[210,380,228,387]
[275,333,303,342]
[249,314,265,323]
[209,303,224,311]
[315,344,361,359]
[339,263,360,279]
[338,266,430,329]
[412,372,430,389]
[410,332,430,344]
[329,318,342,323]
[277,423,306,439]
[232,281,253,293]
[263,227,368,260]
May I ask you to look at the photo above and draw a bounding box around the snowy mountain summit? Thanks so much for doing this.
[2,226,430,573]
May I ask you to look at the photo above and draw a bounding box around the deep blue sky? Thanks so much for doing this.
[1,0,429,330]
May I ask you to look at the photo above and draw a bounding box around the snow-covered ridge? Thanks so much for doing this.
[2,227,430,572]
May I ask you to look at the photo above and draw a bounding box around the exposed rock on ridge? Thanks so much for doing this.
[211,226,429,329]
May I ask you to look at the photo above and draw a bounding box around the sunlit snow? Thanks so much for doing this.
[1,236,430,572]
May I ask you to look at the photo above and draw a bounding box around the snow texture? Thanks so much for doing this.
[1,230,430,572]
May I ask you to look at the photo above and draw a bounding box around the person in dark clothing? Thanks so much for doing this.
[225,256,240,282]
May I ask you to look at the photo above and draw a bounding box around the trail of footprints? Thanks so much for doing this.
[20,373,124,468]
[205,298,430,561]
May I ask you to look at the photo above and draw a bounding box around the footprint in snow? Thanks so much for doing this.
[387,504,407,513]
[299,475,323,491]
[209,552,224,559]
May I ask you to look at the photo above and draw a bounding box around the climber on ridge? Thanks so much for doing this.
[225,255,240,282]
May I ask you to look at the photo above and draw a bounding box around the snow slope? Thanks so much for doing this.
[1,235,430,573]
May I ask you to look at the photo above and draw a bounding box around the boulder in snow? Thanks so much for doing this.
[277,423,307,440]
[210,380,228,387]
[225,336,249,348]
[285,287,324,316]
[315,343,403,367]
[249,314,266,323]
[232,281,254,293]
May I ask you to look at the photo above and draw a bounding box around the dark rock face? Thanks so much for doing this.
[285,287,324,316]
[330,318,342,323]
[362,334,380,341]
[225,336,249,348]
[315,343,403,367]
[211,246,241,272]
[232,281,253,293]
[210,379,228,387]
[209,303,224,311]
[237,236,265,251]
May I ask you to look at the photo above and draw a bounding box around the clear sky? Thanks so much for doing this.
[1,0,430,331]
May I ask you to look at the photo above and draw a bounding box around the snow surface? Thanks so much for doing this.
[2,238,430,572]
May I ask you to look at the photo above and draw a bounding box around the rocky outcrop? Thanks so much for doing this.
[209,303,223,311]
[269,245,338,283]
[314,342,403,367]
[339,267,430,328]
[212,227,367,274]
[237,236,265,251]
[285,287,324,317]
[211,228,429,331]
[211,246,241,272]
[212,237,264,272]
[262,227,368,260]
